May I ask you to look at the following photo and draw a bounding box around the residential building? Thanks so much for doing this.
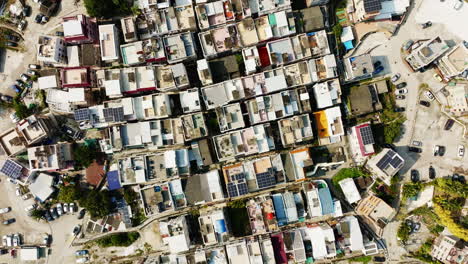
[98,24,120,62]
[195,0,236,30]
[205,247,228,264]
[46,88,90,113]
[179,88,202,113]
[120,17,138,43]
[118,156,148,185]
[284,147,314,181]
[356,195,395,237]
[271,232,288,264]
[245,236,276,264]
[437,43,468,79]
[160,215,191,253]
[201,80,246,109]
[303,180,336,218]
[301,224,337,260]
[38,75,59,90]
[366,148,404,185]
[28,173,55,202]
[406,37,451,71]
[238,18,259,46]
[197,59,213,86]
[96,66,157,97]
[144,149,190,182]
[163,32,197,64]
[0,159,30,184]
[0,128,27,157]
[216,103,245,132]
[226,241,251,264]
[139,179,187,217]
[313,106,344,145]
[27,143,74,172]
[271,191,304,226]
[431,233,468,264]
[155,63,190,91]
[181,113,208,141]
[339,178,361,204]
[348,80,387,116]
[336,216,365,254]
[284,61,313,87]
[120,39,166,65]
[344,54,374,81]
[85,160,105,187]
[62,14,98,44]
[245,88,310,124]
[278,114,314,147]
[246,196,279,234]
[309,54,338,82]
[60,67,94,88]
[446,84,468,116]
[348,122,376,164]
[198,209,231,245]
[213,124,275,161]
[223,154,285,197]
[254,11,296,43]
[16,115,53,146]
[185,170,224,205]
[37,35,67,64]
[352,0,410,22]
[198,24,241,57]
[312,78,341,109]
[20,247,40,262]
[299,7,325,32]
[250,0,291,16]
[283,230,307,263]
[190,139,214,168]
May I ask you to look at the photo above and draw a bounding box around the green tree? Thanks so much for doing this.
[96,232,140,247]
[397,222,411,243]
[123,187,138,205]
[57,185,81,203]
[84,0,131,18]
[73,144,98,168]
[79,190,113,218]
[402,182,422,199]
[30,209,44,220]
[12,98,31,119]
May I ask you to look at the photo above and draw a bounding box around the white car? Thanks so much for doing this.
[395,88,408,95]
[69,203,75,213]
[63,203,69,213]
[6,235,12,247]
[56,204,63,216]
[2,236,7,246]
[15,187,22,197]
[424,91,435,101]
[12,234,19,247]
[0,207,11,214]
[76,257,89,263]
[24,204,37,212]
[10,113,20,123]
[391,73,401,83]
[458,145,465,158]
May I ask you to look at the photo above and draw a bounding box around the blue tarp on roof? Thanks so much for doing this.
[318,187,335,215]
[272,194,288,226]
[107,170,122,190]
[343,40,354,50]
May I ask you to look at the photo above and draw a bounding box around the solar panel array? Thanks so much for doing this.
[363,0,382,13]
[0,160,23,179]
[257,171,276,189]
[74,108,90,121]
[238,182,248,195]
[227,177,249,198]
[227,182,238,197]
[103,107,125,122]
[359,125,375,145]
[376,150,403,170]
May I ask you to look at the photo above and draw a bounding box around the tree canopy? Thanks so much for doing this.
[73,144,98,168]
[58,185,81,203]
[84,0,132,18]
[79,189,113,218]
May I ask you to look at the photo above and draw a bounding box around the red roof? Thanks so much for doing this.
[85,160,105,186]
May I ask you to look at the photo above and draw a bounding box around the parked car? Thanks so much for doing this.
[396,82,407,89]
[20,74,30,82]
[403,40,414,51]
[373,61,382,68]
[78,209,86,219]
[437,145,446,156]
[413,223,421,232]
[411,170,420,183]
[5,35,20,42]
[55,31,64,36]
[394,107,406,112]
[22,193,33,200]
[12,234,20,247]
[424,91,435,101]
[24,204,37,212]
[43,234,49,246]
[0,249,7,255]
[433,73,443,82]
[17,20,27,31]
[6,236,12,247]
[419,100,430,107]
[395,95,405,100]
[429,166,436,179]
[72,225,82,236]
[76,257,89,263]
[395,88,408,95]
[44,211,53,222]
[412,140,422,147]
[50,208,58,220]
[1,95,13,103]
[28,64,40,70]
[391,73,401,83]
[3,218,16,225]
[421,21,432,29]
[69,203,75,213]
[458,145,465,158]
[408,146,422,153]
[9,85,21,93]
[27,69,37,76]
[15,187,22,196]
[454,0,463,10]
[35,14,44,23]
[56,204,63,216]
[6,41,18,47]
[374,66,384,74]
[63,203,69,214]
[22,5,31,16]
[444,119,455,130]
[10,113,20,123]
[75,250,89,257]
[41,16,49,24]
[0,207,11,214]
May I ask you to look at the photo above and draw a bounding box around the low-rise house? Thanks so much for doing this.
[213,124,275,161]
[120,39,166,65]
[140,179,187,217]
[313,106,344,145]
[120,17,138,43]
[283,229,307,263]
[246,236,276,264]
[215,103,245,132]
[366,148,404,185]
[278,114,314,147]
[284,147,314,181]
[0,128,27,157]
[198,209,231,245]
[245,88,310,125]
[145,149,190,181]
[299,6,325,32]
[0,159,30,184]
[98,24,120,62]
[205,247,227,264]
[16,115,54,146]
[246,196,279,234]
[85,160,105,187]
[96,66,156,98]
[28,173,55,202]
[312,78,341,109]
[336,215,365,254]
[431,233,468,264]
[284,61,312,87]
[344,54,374,81]
[118,155,147,185]
[179,88,202,114]
[163,32,197,64]
[238,18,259,46]
[201,79,246,109]
[139,2,196,37]
[356,195,395,237]
[223,154,285,197]
[445,84,468,116]
[195,0,236,30]
[339,178,362,204]
[37,35,67,65]
[348,122,376,164]
[254,11,296,42]
[250,0,291,16]
[226,241,251,264]
[27,143,74,172]
[303,180,336,218]
[301,224,337,260]
[309,54,338,82]
[406,37,451,71]
[271,232,288,264]
[437,43,468,80]
[60,67,95,88]
[160,215,191,253]
[199,24,241,57]
[271,191,304,226]
[46,88,90,113]
[20,247,40,262]
[185,170,224,205]
[181,112,208,141]
[351,0,410,22]
[348,80,387,116]
[197,59,214,86]
[62,14,98,44]
[155,63,190,91]
[190,139,214,168]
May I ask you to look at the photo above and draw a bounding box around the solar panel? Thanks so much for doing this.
[359,126,375,145]
[238,182,248,195]
[390,156,403,168]
[113,107,125,122]
[363,0,382,13]
[235,173,245,180]
[74,108,90,121]
[227,182,239,197]
[0,160,23,179]
[376,152,392,170]
[103,108,115,122]
[257,172,276,189]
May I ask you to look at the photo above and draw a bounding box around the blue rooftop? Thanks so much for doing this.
[318,187,334,215]
[343,40,354,50]
[272,194,288,226]
[107,170,122,190]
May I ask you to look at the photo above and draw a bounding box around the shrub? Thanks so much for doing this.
[96,232,140,248]
[397,222,411,243]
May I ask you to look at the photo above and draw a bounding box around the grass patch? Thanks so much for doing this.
[331,168,369,193]
[348,255,372,264]
[96,232,140,248]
